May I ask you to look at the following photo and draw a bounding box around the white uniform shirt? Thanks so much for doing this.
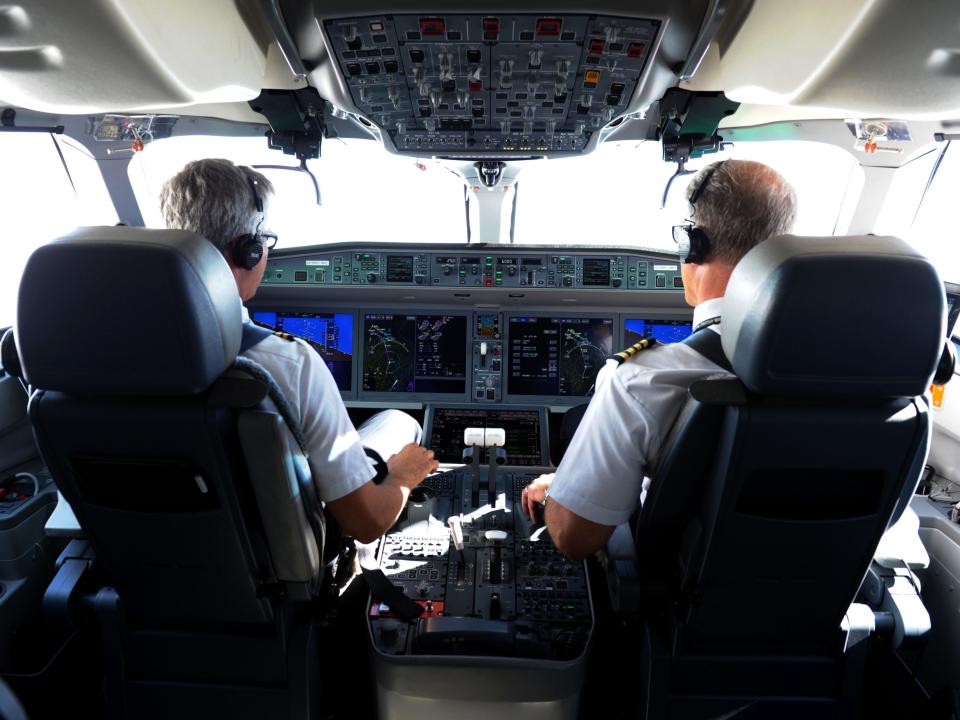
[548,297,730,526]
[240,308,375,502]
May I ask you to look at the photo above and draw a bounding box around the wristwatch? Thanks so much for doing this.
[539,486,551,510]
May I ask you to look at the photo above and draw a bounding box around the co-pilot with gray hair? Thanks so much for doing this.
[160,159,438,544]
[521,159,798,560]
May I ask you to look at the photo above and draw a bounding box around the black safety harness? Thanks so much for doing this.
[240,323,425,620]
[682,316,733,372]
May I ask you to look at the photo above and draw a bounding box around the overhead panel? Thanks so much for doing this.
[323,14,659,156]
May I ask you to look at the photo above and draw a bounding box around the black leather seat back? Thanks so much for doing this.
[16,227,321,627]
[30,391,277,624]
[635,234,943,661]
[678,395,929,653]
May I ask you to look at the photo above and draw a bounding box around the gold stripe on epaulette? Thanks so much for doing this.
[274,330,296,342]
[611,337,657,365]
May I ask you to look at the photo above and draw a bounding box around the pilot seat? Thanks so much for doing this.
[10,227,330,720]
[604,234,946,718]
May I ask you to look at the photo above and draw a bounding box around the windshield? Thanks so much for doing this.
[130,136,468,247]
[1,133,117,327]
[132,135,860,251]
[513,139,863,250]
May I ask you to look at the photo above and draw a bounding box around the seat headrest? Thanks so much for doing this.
[722,235,944,398]
[16,227,242,396]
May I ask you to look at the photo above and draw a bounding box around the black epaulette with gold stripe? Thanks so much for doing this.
[273,330,296,342]
[611,337,658,365]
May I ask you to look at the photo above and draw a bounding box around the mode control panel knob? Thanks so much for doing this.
[562,276,573,287]
[366,273,378,284]
[612,278,622,288]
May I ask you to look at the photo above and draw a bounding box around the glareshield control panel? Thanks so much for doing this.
[263,247,683,291]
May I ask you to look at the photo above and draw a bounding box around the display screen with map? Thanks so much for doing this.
[362,313,468,393]
[622,318,693,346]
[251,311,354,390]
[507,316,614,397]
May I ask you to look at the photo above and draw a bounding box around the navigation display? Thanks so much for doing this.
[251,311,353,391]
[363,314,467,393]
[507,316,614,397]
[623,318,693,345]
[428,407,545,466]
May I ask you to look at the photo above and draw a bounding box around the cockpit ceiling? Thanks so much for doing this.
[688,0,960,123]
[0,0,304,115]
[0,0,958,145]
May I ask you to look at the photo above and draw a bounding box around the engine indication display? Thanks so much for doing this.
[428,407,545,466]
[363,314,467,393]
[507,316,614,396]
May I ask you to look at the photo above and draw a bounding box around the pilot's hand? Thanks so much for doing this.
[386,443,439,489]
[521,473,555,523]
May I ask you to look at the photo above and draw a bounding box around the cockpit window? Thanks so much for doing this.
[0,133,117,326]
[904,142,958,283]
[129,136,468,247]
[513,139,863,249]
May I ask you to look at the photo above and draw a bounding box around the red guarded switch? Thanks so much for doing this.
[535,18,562,36]
[419,17,446,36]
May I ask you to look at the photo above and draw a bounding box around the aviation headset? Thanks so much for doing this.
[231,172,267,270]
[675,161,724,264]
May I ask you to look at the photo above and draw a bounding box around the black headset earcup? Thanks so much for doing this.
[231,235,263,270]
[685,227,710,264]
[933,341,956,386]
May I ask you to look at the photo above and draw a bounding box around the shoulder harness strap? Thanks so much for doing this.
[683,327,733,373]
[240,322,274,353]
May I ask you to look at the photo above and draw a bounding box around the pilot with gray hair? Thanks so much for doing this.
[522,159,798,559]
[160,158,438,543]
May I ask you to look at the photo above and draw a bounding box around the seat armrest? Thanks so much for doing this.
[874,505,929,570]
[600,524,642,613]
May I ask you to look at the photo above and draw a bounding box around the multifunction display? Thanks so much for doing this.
[252,311,354,390]
[623,318,693,345]
[363,314,467,393]
[386,255,414,283]
[508,316,614,396]
[581,258,610,286]
[427,407,545,466]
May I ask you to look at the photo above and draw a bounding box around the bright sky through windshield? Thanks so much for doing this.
[513,139,862,250]
[132,135,860,254]
[130,136,468,246]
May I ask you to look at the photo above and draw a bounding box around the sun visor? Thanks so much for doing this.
[0,1,269,114]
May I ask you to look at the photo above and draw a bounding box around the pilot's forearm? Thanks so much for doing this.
[545,499,616,561]
[327,479,410,544]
